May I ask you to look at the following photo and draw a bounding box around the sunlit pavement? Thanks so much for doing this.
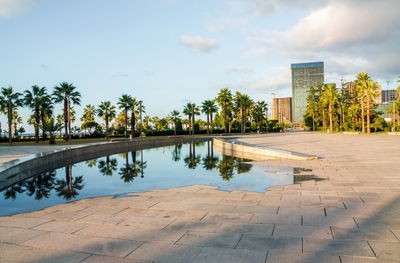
[1,132,400,263]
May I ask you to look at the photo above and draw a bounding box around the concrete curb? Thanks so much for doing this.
[213,138,318,161]
[0,137,209,191]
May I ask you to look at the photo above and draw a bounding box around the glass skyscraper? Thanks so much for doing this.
[291,62,324,124]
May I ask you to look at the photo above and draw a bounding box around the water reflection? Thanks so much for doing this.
[0,141,319,216]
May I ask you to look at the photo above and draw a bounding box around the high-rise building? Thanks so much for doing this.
[382,90,399,103]
[291,62,324,123]
[272,97,292,122]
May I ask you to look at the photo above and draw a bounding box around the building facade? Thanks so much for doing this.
[291,62,324,123]
[382,89,398,103]
[272,97,292,122]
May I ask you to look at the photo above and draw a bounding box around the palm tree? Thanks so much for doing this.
[0,86,22,143]
[117,94,132,138]
[53,82,81,141]
[137,101,145,136]
[81,104,96,136]
[235,92,253,133]
[355,73,370,133]
[24,85,47,142]
[41,115,63,144]
[216,88,233,133]
[129,98,138,139]
[183,103,193,135]
[201,100,218,134]
[320,83,339,134]
[170,110,180,136]
[12,110,22,136]
[97,101,116,139]
[364,79,381,134]
[252,101,268,132]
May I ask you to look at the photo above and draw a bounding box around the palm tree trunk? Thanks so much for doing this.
[105,116,109,139]
[41,111,46,141]
[192,115,195,135]
[64,99,68,140]
[206,114,210,134]
[130,111,136,139]
[68,100,72,141]
[210,114,213,134]
[174,121,177,136]
[329,103,333,134]
[34,107,40,143]
[393,101,396,132]
[366,95,370,134]
[241,108,244,133]
[124,109,128,138]
[7,101,12,143]
[361,100,365,133]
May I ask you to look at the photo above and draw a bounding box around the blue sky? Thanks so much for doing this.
[1,0,399,131]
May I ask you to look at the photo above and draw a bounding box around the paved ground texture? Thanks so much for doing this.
[0,132,400,263]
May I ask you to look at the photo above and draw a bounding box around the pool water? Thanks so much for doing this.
[0,141,315,216]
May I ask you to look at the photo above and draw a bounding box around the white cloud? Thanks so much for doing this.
[180,35,218,52]
[226,66,253,73]
[0,0,35,17]
[246,0,400,78]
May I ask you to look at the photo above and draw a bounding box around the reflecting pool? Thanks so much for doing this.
[0,141,316,216]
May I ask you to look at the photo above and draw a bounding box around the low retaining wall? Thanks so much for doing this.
[0,137,209,190]
[213,138,318,161]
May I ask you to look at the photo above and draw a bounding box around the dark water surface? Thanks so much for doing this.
[0,141,316,216]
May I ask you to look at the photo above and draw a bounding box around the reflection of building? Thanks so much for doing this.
[291,62,324,123]
[382,90,398,103]
[272,97,292,122]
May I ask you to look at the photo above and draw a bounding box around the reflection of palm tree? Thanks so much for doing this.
[202,141,219,170]
[98,156,118,176]
[172,144,182,162]
[25,171,56,200]
[184,143,201,169]
[85,159,97,168]
[218,156,235,181]
[234,159,252,174]
[119,152,140,183]
[3,182,24,200]
[54,165,84,200]
[138,150,147,178]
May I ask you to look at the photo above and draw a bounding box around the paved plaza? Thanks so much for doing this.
[0,132,400,262]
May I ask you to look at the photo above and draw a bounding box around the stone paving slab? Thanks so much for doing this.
[1,133,400,262]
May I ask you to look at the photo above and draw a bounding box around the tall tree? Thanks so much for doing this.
[234,92,253,133]
[117,94,132,138]
[252,101,268,132]
[80,104,96,135]
[201,100,218,134]
[355,73,370,133]
[53,82,81,141]
[216,88,233,133]
[129,98,138,139]
[0,86,22,143]
[97,101,116,139]
[12,110,22,136]
[183,103,193,135]
[170,110,180,136]
[320,83,339,134]
[24,85,48,142]
[364,79,381,134]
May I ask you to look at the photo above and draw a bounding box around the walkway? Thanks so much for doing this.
[0,133,399,262]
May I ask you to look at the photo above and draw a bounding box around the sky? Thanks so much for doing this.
[1,0,399,131]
